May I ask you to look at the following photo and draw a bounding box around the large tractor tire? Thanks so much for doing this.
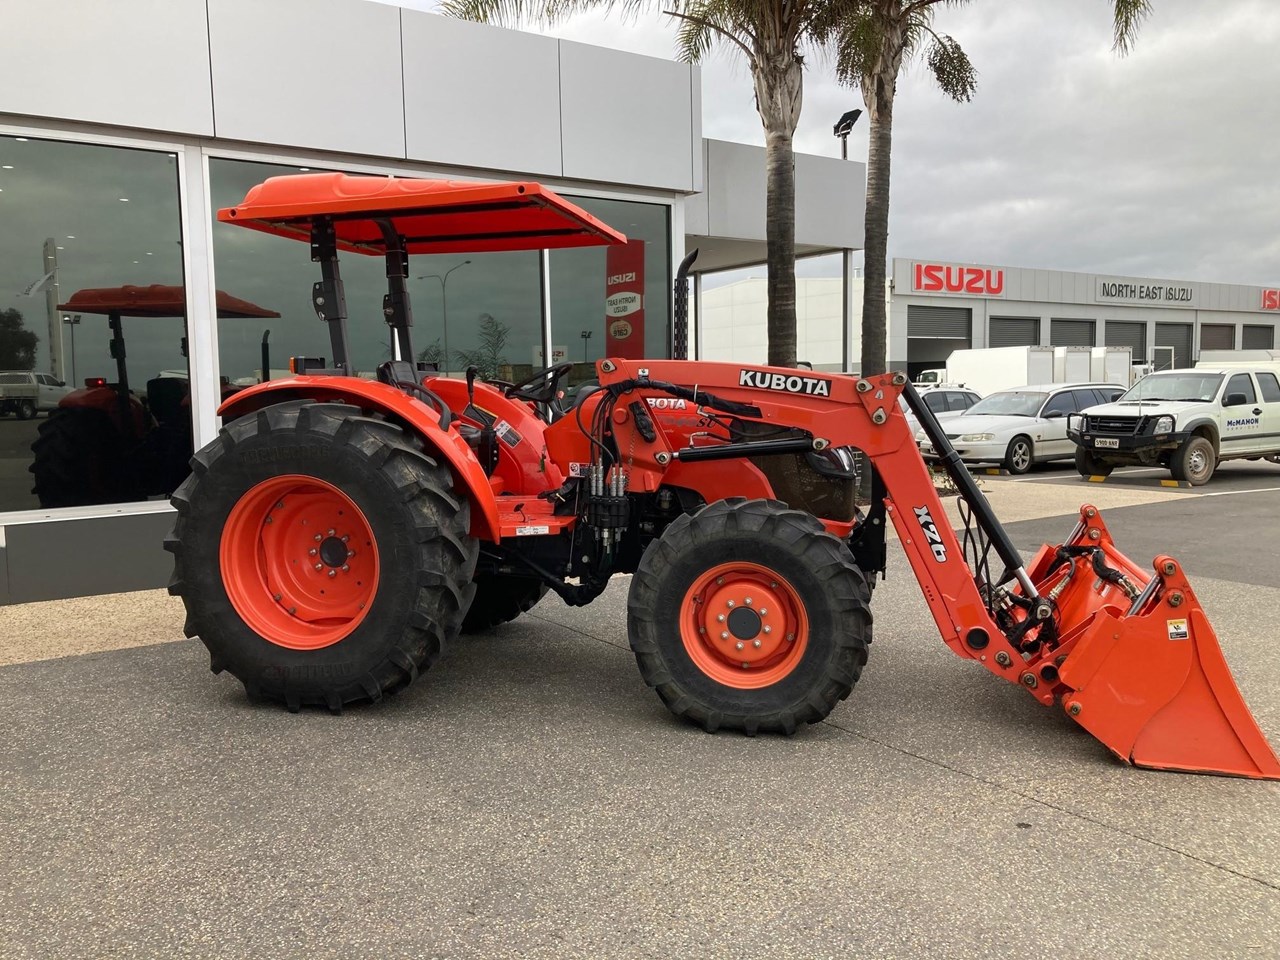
[30,407,135,507]
[628,498,872,735]
[166,400,478,712]
[461,575,548,633]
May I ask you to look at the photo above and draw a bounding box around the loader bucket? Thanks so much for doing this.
[1034,507,1280,779]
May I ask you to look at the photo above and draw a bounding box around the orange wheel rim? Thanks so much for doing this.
[679,562,810,689]
[220,474,380,650]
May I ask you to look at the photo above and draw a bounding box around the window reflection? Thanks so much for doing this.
[550,196,671,388]
[0,135,186,512]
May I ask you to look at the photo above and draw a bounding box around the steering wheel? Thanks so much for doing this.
[490,362,576,406]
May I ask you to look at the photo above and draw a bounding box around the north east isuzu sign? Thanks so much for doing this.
[1262,289,1280,311]
[1095,277,1199,307]
[910,261,1006,297]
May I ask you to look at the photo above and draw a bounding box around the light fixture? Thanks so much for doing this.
[146,251,153,256]
[66,235,75,239]
[299,167,310,172]
[1,165,12,169]
[56,246,64,250]
[14,137,28,142]
[119,197,130,202]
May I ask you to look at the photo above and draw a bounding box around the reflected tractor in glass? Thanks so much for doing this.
[168,173,1279,781]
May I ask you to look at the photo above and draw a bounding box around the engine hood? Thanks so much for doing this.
[1082,400,1209,418]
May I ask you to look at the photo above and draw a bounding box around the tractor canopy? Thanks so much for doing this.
[216,172,628,255]
[59,285,280,319]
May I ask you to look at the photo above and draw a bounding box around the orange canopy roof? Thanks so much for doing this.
[58,285,280,319]
[216,172,628,255]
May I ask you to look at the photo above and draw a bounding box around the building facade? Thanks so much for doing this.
[0,0,863,603]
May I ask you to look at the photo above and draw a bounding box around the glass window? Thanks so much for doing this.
[1225,373,1257,404]
[1042,391,1079,416]
[1123,373,1223,402]
[950,392,979,411]
[0,134,185,513]
[1257,372,1280,403]
[967,391,1047,417]
[924,392,949,412]
[549,196,670,390]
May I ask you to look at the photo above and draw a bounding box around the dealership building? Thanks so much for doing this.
[0,0,863,603]
[699,258,1280,379]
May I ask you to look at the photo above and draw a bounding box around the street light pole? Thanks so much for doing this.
[416,259,471,373]
[580,329,592,362]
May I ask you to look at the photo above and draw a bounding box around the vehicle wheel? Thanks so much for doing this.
[17,400,36,420]
[166,400,478,712]
[1170,435,1216,485]
[628,498,872,735]
[1004,436,1033,475]
[29,408,135,507]
[461,575,548,633]
[1074,446,1114,478]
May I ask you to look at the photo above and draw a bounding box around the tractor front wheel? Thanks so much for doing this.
[166,400,478,711]
[628,498,871,735]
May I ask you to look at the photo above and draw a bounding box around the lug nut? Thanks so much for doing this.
[770,582,778,589]
[287,607,296,616]
[328,570,337,579]
[273,593,282,602]
[347,550,356,559]
[760,608,768,616]
[744,597,752,605]
[786,633,795,641]
[741,662,750,669]
[727,600,735,608]
[309,548,318,556]
[341,565,350,573]
[717,614,726,623]
[265,516,273,524]
[314,534,322,542]
[342,535,349,543]
[752,639,762,649]
[763,626,772,635]
[327,528,335,536]
[735,641,744,651]
[275,501,285,510]
[314,563,323,571]
[716,577,724,586]
[721,632,729,640]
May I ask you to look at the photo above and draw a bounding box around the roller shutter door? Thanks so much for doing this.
[1049,318,1095,346]
[1199,324,1235,351]
[907,305,971,339]
[1106,321,1147,362]
[1155,322,1193,370]
[1243,324,1276,349]
[988,316,1039,347]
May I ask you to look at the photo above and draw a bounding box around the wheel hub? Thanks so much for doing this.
[319,535,349,568]
[680,562,809,687]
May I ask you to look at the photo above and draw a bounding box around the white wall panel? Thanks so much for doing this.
[208,0,405,158]
[559,41,693,191]
[402,14,562,177]
[0,0,214,135]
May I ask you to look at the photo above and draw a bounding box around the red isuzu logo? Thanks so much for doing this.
[914,262,1005,296]
[1263,289,1280,311]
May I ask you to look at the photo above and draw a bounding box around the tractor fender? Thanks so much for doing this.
[58,385,149,436]
[218,377,500,542]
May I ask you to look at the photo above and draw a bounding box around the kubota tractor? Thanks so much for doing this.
[31,285,278,507]
[167,172,1279,780]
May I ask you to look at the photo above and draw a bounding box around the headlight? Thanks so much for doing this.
[1067,413,1085,432]
[1153,415,1175,434]
[959,433,995,442]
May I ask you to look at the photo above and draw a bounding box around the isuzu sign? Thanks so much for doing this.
[604,240,646,359]
[912,262,1006,297]
[1263,289,1280,311]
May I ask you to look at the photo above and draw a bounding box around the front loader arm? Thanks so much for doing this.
[596,359,1280,779]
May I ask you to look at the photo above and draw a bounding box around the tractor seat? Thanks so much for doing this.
[146,376,188,425]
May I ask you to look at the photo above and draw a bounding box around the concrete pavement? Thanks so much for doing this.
[1,471,1278,959]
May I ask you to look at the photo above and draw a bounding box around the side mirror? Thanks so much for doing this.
[1224,392,1249,407]
[56,380,65,387]
[1043,410,1065,419]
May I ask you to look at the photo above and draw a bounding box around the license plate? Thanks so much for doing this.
[1093,438,1120,449]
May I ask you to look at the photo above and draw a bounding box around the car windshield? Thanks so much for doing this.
[1121,373,1224,403]
[965,391,1048,417]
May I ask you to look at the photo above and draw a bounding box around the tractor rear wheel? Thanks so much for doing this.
[30,407,135,507]
[461,575,547,633]
[628,498,871,735]
[166,400,478,711]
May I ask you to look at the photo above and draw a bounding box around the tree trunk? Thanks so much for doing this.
[754,56,803,368]
[860,8,906,378]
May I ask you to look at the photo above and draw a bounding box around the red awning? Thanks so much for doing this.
[58,285,280,319]
[216,172,628,255]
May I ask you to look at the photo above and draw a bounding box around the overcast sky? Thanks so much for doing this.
[411,0,1280,286]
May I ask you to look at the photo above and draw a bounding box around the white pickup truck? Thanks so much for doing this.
[1067,365,1280,484]
[0,371,72,419]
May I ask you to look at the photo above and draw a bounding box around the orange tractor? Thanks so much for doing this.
[168,173,1279,780]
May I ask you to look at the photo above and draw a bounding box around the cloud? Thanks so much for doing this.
[428,0,1280,286]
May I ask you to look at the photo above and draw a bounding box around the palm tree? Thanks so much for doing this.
[836,0,1153,376]
[442,0,865,368]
